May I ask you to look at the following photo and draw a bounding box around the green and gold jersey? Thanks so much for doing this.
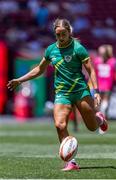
[44,38,89,95]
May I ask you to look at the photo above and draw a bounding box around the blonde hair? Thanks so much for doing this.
[53,18,73,34]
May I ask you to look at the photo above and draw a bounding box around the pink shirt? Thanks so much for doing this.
[94,57,116,92]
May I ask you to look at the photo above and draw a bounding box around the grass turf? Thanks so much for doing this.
[0,118,116,179]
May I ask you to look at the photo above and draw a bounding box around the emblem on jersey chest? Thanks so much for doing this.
[64,55,72,62]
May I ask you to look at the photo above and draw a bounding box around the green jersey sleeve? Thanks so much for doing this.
[77,44,90,63]
[44,47,51,61]
[44,43,56,61]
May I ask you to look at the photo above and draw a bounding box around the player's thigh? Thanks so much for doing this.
[76,96,98,130]
[54,104,72,128]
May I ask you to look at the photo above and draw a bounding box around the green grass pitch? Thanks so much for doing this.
[0,118,116,179]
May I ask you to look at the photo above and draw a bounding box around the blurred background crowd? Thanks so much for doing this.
[0,0,116,122]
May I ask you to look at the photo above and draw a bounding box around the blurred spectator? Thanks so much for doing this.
[65,0,91,15]
[93,44,116,118]
[104,18,116,40]
[36,2,50,29]
[0,0,116,115]
[0,0,19,15]
[27,0,40,16]
[91,21,108,39]
[6,27,28,44]
[47,2,59,15]
[92,19,116,41]
[73,15,91,33]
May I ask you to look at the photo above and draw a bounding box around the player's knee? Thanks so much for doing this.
[55,121,67,131]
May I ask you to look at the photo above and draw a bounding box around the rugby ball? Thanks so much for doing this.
[59,136,78,162]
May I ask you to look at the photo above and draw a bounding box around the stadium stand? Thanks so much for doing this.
[0,0,116,115]
[0,0,116,54]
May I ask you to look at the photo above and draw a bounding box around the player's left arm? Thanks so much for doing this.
[77,44,101,106]
[83,58,98,89]
[83,58,101,107]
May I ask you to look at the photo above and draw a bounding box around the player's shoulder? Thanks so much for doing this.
[73,38,89,60]
[44,42,56,61]
[73,38,85,49]
[46,42,56,53]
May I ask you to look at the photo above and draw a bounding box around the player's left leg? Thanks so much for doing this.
[96,111,108,134]
[75,95,108,132]
[90,89,108,133]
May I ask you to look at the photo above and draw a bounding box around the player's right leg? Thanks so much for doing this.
[54,103,72,142]
[61,160,80,171]
[54,95,80,171]
[54,104,80,171]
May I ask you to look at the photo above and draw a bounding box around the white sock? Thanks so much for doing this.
[100,100,108,115]
[69,159,76,164]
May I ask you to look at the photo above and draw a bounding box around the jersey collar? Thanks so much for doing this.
[56,38,73,49]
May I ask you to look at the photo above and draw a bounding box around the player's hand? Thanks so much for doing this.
[7,79,21,91]
[94,93,101,108]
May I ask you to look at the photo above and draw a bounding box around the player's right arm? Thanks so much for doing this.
[7,57,50,91]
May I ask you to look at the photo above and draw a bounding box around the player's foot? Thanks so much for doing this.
[61,162,80,171]
[96,112,108,134]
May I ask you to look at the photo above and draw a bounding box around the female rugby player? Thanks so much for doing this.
[7,18,108,171]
